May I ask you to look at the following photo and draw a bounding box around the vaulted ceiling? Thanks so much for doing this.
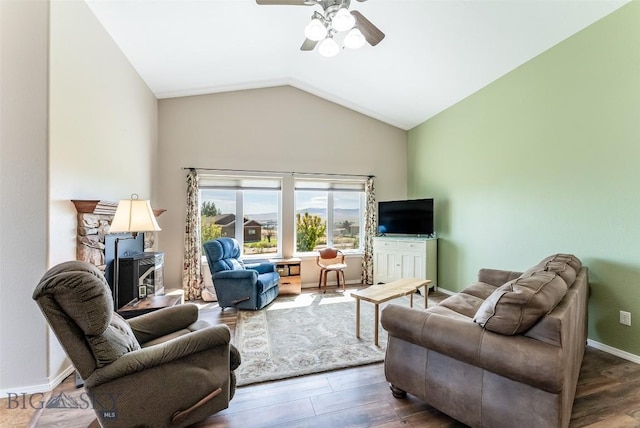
[86,0,628,130]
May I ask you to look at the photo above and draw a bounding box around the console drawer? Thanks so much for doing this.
[397,241,427,251]
[374,239,398,250]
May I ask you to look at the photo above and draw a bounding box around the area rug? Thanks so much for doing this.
[234,289,426,386]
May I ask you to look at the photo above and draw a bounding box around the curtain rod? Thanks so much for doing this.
[183,167,374,179]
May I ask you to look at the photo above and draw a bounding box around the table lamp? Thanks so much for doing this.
[109,193,161,308]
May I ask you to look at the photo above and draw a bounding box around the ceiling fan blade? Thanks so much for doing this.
[351,10,385,46]
[256,0,312,5]
[300,38,319,51]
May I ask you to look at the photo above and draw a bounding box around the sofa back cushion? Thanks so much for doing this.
[438,282,497,318]
[473,271,568,335]
[536,253,582,287]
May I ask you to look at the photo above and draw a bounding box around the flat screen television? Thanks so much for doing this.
[377,198,434,236]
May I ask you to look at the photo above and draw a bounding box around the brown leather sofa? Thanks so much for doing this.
[381,254,588,428]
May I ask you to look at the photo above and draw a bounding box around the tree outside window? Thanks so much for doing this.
[295,189,363,253]
[296,212,326,252]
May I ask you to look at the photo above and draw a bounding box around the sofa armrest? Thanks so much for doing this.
[244,262,276,274]
[85,324,231,388]
[128,304,198,344]
[477,268,522,286]
[381,304,564,393]
[382,304,483,362]
[213,269,258,281]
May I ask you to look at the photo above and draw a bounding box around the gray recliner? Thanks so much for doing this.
[33,260,240,427]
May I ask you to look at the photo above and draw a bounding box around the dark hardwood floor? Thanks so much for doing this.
[196,287,640,428]
[197,345,640,428]
[12,286,640,427]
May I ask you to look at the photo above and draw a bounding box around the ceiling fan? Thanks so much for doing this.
[256,0,385,57]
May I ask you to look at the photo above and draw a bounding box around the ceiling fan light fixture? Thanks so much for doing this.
[332,7,355,32]
[304,18,328,41]
[344,27,366,49]
[318,37,340,57]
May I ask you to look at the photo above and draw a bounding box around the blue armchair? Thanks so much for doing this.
[203,238,280,310]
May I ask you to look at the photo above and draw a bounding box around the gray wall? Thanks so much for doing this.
[0,0,50,392]
[0,0,158,393]
[157,86,408,287]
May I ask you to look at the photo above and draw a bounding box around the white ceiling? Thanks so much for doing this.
[86,0,628,130]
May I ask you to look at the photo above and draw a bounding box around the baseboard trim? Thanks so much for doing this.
[0,364,74,396]
[50,364,75,389]
[587,339,640,364]
[302,279,362,288]
[434,287,455,296]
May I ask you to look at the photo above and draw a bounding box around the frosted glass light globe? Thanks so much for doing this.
[318,37,340,57]
[304,18,328,41]
[344,28,366,49]
[332,7,355,32]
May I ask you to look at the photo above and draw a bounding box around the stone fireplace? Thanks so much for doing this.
[71,200,164,272]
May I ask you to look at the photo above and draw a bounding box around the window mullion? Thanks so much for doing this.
[327,191,334,247]
[236,190,243,247]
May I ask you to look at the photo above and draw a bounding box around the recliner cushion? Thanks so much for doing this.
[473,271,568,335]
[36,262,114,335]
[33,261,141,368]
[87,312,141,367]
[203,238,245,272]
[256,272,280,294]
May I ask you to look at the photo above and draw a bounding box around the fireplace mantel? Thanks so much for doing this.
[71,199,166,217]
[71,199,100,213]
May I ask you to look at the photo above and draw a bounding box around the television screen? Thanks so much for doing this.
[104,233,144,287]
[378,198,434,236]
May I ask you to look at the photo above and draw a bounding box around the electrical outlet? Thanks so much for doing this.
[620,310,631,326]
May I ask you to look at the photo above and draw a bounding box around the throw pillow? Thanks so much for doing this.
[473,271,568,335]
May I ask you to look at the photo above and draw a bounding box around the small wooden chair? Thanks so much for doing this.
[316,248,347,293]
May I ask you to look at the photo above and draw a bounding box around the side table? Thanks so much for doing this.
[270,258,302,295]
[117,290,184,319]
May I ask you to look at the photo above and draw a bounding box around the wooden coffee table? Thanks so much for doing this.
[352,278,431,346]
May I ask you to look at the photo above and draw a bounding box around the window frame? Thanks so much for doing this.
[199,174,283,259]
[294,178,366,256]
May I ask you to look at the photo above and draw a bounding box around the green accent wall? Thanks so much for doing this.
[408,1,640,356]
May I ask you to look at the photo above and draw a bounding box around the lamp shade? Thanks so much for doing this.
[110,194,161,233]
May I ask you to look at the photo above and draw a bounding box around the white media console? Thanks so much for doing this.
[373,236,438,289]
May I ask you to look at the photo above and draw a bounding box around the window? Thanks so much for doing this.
[295,179,365,254]
[200,175,281,257]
